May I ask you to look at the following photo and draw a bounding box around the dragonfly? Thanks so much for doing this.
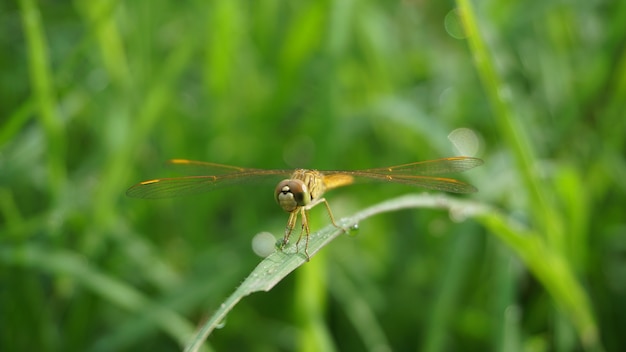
[126,156,483,259]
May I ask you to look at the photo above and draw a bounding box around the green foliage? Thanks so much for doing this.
[2,0,624,351]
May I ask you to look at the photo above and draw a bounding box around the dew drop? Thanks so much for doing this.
[346,223,360,237]
[449,206,469,223]
[444,9,466,40]
[448,127,481,156]
[215,317,227,329]
[252,231,276,258]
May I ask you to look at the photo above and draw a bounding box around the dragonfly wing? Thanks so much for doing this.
[345,173,478,193]
[362,157,483,176]
[166,159,264,175]
[320,157,482,193]
[126,170,292,199]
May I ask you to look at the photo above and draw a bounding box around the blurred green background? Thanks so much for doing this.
[2,0,625,351]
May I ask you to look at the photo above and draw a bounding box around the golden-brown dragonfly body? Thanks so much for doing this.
[127,157,483,259]
[274,169,350,257]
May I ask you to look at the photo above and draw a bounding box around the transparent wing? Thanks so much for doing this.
[165,159,262,175]
[127,157,483,198]
[126,160,293,199]
[355,157,483,176]
[322,157,482,194]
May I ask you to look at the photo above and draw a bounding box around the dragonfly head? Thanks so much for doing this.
[275,179,311,212]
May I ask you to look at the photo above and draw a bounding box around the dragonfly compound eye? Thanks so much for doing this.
[275,179,309,212]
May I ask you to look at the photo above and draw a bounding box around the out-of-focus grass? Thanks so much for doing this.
[457,0,600,349]
[1,0,625,351]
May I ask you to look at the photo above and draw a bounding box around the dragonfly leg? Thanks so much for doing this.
[308,197,349,234]
[279,208,311,261]
[281,198,348,261]
[281,211,298,249]
[294,208,311,261]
